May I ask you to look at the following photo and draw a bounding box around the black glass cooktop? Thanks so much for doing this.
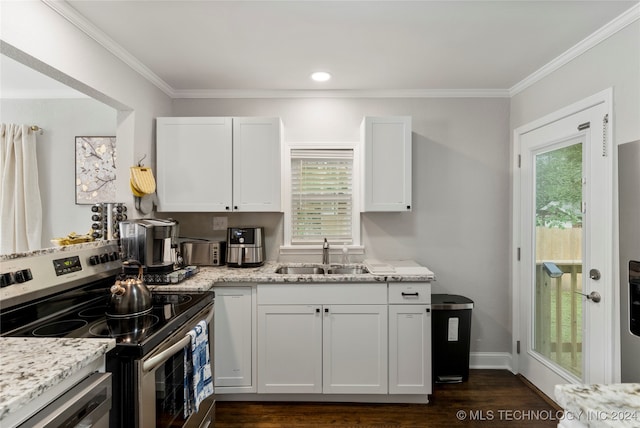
[0,278,213,357]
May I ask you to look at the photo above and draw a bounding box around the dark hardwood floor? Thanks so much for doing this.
[215,370,562,427]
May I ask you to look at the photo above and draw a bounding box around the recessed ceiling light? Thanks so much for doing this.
[311,71,331,82]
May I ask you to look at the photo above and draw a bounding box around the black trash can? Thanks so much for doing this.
[431,294,474,383]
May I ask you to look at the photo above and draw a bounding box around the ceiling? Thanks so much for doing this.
[3,1,639,98]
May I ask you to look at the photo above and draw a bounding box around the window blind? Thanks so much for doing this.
[291,149,353,244]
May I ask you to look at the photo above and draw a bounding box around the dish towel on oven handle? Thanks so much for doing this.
[184,320,214,418]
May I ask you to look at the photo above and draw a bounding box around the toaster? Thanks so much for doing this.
[181,240,226,266]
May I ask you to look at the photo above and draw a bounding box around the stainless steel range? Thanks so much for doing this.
[0,243,215,428]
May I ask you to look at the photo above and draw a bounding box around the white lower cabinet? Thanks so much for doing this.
[388,282,432,395]
[255,282,431,399]
[258,304,388,394]
[257,305,323,393]
[322,304,388,394]
[388,304,432,394]
[257,283,388,394]
[214,286,256,393]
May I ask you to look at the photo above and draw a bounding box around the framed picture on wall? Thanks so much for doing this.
[75,136,117,204]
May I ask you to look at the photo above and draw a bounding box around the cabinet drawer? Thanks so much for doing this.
[258,283,387,305]
[388,282,431,304]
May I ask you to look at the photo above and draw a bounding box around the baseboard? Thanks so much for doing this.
[470,352,513,372]
[216,393,430,404]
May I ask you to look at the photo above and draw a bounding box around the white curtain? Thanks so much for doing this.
[0,124,43,253]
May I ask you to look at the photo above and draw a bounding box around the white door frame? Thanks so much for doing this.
[511,88,620,385]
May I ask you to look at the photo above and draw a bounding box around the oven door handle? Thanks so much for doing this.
[142,304,214,373]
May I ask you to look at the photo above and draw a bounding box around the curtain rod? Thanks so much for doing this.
[30,125,43,135]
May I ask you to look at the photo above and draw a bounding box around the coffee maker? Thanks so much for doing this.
[119,219,179,273]
[226,227,265,267]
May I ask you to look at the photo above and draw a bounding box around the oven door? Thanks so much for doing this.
[18,372,111,428]
[137,304,215,428]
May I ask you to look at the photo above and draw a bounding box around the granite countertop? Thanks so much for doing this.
[148,261,436,292]
[0,338,115,424]
[0,240,118,261]
[555,383,640,427]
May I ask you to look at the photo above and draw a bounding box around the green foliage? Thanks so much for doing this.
[536,144,583,228]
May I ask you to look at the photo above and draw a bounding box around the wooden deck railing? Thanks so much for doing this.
[535,261,582,375]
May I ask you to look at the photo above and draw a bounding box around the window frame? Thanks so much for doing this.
[281,141,362,255]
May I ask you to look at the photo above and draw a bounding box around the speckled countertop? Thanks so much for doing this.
[0,338,115,424]
[148,261,435,292]
[555,383,640,427]
[0,240,118,261]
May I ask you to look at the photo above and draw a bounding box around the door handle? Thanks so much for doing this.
[574,291,601,303]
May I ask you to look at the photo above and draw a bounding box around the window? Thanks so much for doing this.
[283,143,360,249]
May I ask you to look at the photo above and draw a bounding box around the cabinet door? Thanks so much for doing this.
[156,117,232,211]
[361,116,412,211]
[232,117,282,212]
[257,305,322,393]
[389,305,432,394]
[323,305,388,394]
[214,287,253,389]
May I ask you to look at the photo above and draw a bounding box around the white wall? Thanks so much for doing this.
[510,22,640,143]
[510,21,640,378]
[1,98,117,248]
[168,97,512,354]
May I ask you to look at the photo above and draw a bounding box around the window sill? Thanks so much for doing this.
[279,245,365,257]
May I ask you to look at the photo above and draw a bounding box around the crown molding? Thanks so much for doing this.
[509,3,640,97]
[171,88,511,99]
[42,0,176,98]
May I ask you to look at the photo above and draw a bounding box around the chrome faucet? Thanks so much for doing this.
[322,238,330,264]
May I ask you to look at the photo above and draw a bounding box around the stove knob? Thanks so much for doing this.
[89,255,100,265]
[100,253,109,263]
[0,272,15,288]
[14,269,32,283]
[109,252,118,261]
[21,269,33,282]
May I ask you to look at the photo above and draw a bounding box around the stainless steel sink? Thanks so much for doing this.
[326,267,369,274]
[274,265,369,275]
[275,266,325,274]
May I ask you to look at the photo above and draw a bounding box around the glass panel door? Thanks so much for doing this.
[517,93,613,399]
[533,140,583,377]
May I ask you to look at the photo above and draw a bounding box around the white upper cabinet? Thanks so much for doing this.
[157,117,232,212]
[232,117,282,212]
[156,116,282,212]
[360,116,412,211]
